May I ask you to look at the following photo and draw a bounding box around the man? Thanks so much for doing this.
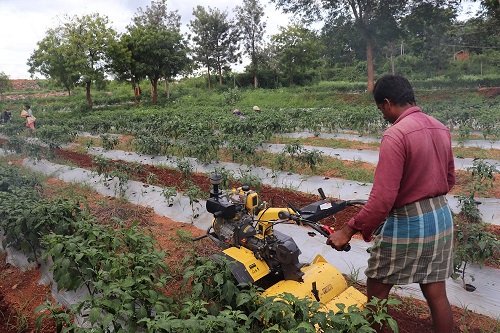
[327,75,455,332]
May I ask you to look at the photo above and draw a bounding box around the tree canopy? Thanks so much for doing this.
[28,13,118,106]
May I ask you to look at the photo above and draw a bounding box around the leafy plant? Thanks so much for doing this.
[453,219,500,289]
[176,158,194,178]
[161,186,178,207]
[35,125,77,148]
[100,133,120,151]
[235,169,262,192]
[298,148,324,172]
[466,159,498,198]
[146,172,159,185]
[182,180,205,219]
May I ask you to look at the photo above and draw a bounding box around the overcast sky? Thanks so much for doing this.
[0,0,480,80]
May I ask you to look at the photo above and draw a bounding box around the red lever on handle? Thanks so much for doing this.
[322,225,351,252]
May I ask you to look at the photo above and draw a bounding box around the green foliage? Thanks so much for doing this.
[134,132,172,156]
[100,133,120,151]
[182,180,205,218]
[235,169,263,192]
[0,71,12,94]
[42,219,171,332]
[453,219,500,287]
[0,163,399,332]
[298,148,324,172]
[456,194,482,223]
[457,159,499,223]
[176,158,194,178]
[0,165,80,262]
[35,125,77,148]
[467,159,498,197]
[161,186,178,206]
[222,87,243,105]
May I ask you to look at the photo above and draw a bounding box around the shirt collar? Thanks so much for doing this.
[393,106,422,125]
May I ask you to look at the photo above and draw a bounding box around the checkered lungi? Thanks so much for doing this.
[365,195,454,285]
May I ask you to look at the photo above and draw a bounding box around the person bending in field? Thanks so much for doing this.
[21,103,36,131]
[327,75,455,333]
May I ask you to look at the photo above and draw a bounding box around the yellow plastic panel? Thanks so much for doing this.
[223,247,270,282]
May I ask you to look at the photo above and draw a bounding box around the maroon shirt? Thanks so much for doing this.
[348,106,456,241]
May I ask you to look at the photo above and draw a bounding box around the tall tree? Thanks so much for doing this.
[28,13,117,106]
[271,23,324,86]
[401,3,457,76]
[271,0,416,91]
[126,0,189,104]
[236,0,266,88]
[189,6,240,88]
[28,26,82,96]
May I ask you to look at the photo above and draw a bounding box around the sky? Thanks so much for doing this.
[0,0,480,80]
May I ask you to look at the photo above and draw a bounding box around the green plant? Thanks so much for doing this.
[161,186,178,207]
[146,172,159,185]
[211,166,234,189]
[176,158,194,178]
[298,148,324,172]
[453,219,500,290]
[35,300,76,333]
[236,169,263,192]
[175,229,194,243]
[283,140,304,159]
[42,219,172,332]
[456,194,482,223]
[182,180,205,219]
[467,159,498,198]
[222,87,242,105]
[100,133,119,151]
[35,125,77,148]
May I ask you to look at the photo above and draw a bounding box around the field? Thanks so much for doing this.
[0,81,499,332]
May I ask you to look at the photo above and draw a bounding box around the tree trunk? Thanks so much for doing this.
[134,83,141,106]
[207,66,211,90]
[165,80,170,99]
[151,78,158,104]
[366,40,375,93]
[253,65,258,89]
[218,65,223,86]
[85,81,93,107]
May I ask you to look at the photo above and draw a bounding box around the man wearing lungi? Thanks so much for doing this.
[327,75,455,332]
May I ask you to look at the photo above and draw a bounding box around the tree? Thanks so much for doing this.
[236,0,266,88]
[271,0,420,91]
[0,72,12,100]
[27,26,81,96]
[190,6,240,88]
[122,0,190,104]
[28,13,118,106]
[271,23,324,86]
[401,3,457,77]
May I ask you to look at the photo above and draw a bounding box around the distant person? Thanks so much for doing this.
[232,109,246,119]
[327,75,455,333]
[3,109,12,123]
[253,105,261,113]
[21,103,36,131]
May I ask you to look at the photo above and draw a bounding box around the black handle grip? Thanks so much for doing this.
[318,188,326,199]
[342,244,351,252]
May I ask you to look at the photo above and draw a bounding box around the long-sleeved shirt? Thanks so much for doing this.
[348,106,456,241]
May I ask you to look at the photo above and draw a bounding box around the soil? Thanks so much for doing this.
[1,146,499,332]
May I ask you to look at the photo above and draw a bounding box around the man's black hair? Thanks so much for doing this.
[373,75,416,106]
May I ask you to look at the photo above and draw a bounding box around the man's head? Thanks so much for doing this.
[373,75,415,106]
[373,75,416,123]
[24,103,30,109]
